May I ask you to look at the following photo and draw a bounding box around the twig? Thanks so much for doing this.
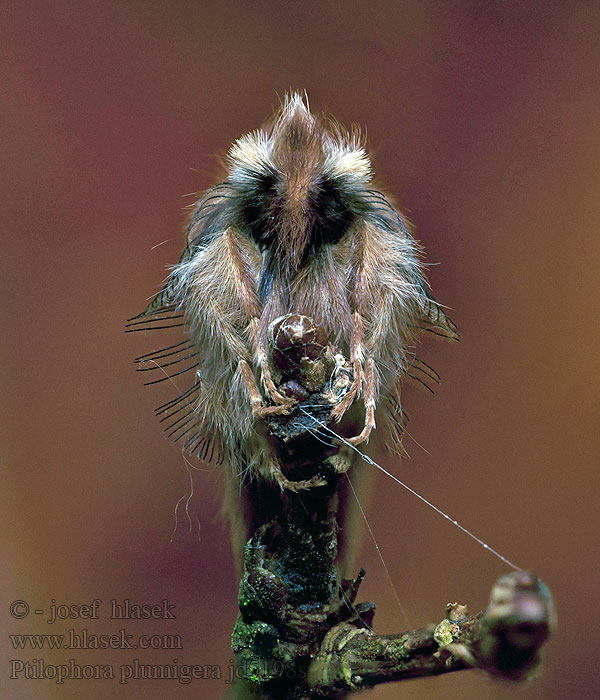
[227,315,555,699]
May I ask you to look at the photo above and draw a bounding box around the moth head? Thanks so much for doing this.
[227,93,372,271]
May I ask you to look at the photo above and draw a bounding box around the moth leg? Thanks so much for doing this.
[268,455,327,492]
[214,229,293,413]
[347,356,376,445]
[238,359,292,416]
[258,338,295,407]
[249,318,296,409]
[331,311,365,420]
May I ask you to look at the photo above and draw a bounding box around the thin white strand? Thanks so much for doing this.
[338,584,374,633]
[309,429,337,448]
[305,421,411,623]
[344,472,411,627]
[170,494,186,543]
[302,409,523,572]
[137,358,185,393]
[184,462,194,533]
[182,451,210,472]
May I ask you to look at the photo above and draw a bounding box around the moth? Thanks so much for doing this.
[128,93,458,567]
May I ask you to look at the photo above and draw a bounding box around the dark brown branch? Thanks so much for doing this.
[307,570,556,694]
[227,315,555,699]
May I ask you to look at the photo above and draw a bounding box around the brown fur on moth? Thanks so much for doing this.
[129,92,458,571]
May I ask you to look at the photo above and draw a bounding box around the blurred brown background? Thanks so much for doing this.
[2,1,599,699]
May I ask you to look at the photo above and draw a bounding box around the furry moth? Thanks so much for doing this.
[128,93,458,568]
